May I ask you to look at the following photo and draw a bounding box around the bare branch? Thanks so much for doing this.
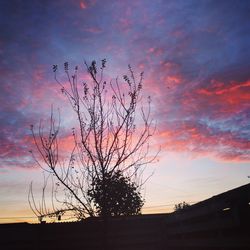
[29,59,158,221]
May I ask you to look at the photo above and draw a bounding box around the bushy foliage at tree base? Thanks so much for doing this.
[88,171,144,217]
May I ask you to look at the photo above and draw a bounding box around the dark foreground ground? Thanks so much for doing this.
[1,183,250,250]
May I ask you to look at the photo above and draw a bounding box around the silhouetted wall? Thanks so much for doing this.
[1,183,249,250]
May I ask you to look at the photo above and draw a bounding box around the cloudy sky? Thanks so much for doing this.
[0,0,249,222]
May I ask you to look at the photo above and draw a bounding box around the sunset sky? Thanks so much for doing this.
[0,0,249,223]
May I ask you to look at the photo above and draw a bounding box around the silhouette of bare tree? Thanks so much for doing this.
[29,59,157,221]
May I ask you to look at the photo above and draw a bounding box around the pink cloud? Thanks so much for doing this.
[147,47,164,57]
[84,27,102,34]
[164,75,182,85]
[80,1,87,9]
[146,67,250,162]
[158,121,250,162]
[195,79,250,115]
[118,17,132,33]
